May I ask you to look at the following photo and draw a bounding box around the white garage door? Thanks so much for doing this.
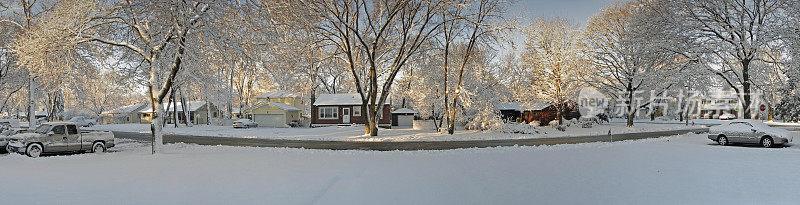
[254,114,285,127]
[397,115,414,127]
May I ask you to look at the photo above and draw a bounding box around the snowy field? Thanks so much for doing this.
[1,134,799,204]
[88,121,704,142]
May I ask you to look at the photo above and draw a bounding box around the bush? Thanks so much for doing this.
[494,123,544,134]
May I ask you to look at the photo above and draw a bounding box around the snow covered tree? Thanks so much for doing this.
[663,0,793,119]
[582,1,691,126]
[295,0,445,136]
[521,18,584,125]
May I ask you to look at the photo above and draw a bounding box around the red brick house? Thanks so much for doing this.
[311,94,391,127]
[497,102,580,126]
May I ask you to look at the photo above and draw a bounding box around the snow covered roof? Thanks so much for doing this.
[496,102,552,111]
[244,101,302,112]
[140,101,210,113]
[528,103,553,111]
[313,94,391,106]
[102,104,146,115]
[392,108,418,114]
[255,90,300,99]
[266,102,301,111]
[496,103,523,111]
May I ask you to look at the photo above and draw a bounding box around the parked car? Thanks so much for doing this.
[6,122,115,157]
[233,119,258,128]
[1,128,29,153]
[69,116,97,127]
[718,113,736,120]
[708,120,793,148]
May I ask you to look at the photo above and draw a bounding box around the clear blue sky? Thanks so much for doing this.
[512,0,623,25]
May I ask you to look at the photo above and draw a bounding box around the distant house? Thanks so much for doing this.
[139,101,220,125]
[244,90,304,127]
[101,104,147,124]
[496,102,579,126]
[311,94,391,127]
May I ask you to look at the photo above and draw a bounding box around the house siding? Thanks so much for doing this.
[311,105,391,125]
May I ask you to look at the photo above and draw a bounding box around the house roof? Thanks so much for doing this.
[265,102,301,111]
[313,94,391,106]
[102,104,146,115]
[255,90,300,99]
[244,101,302,112]
[496,102,552,111]
[18,111,48,116]
[392,108,418,114]
[496,103,523,111]
[140,101,210,113]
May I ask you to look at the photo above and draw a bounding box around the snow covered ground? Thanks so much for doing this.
[88,122,704,142]
[1,134,799,204]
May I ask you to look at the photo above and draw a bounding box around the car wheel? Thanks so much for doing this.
[718,136,729,146]
[760,137,773,148]
[92,142,106,153]
[26,143,42,158]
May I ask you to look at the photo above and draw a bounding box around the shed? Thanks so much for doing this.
[391,108,417,127]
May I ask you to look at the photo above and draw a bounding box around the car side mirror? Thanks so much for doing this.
[47,131,55,136]
[751,129,757,133]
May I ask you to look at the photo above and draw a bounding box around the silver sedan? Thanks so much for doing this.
[708,120,794,148]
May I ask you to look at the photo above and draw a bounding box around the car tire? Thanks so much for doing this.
[92,142,106,153]
[760,137,773,148]
[26,143,43,158]
[717,135,729,146]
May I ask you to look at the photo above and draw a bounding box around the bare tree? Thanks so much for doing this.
[666,0,791,119]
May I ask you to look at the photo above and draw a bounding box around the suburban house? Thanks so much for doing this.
[139,101,220,125]
[497,102,580,126]
[391,108,417,127]
[100,104,146,124]
[243,90,303,127]
[311,93,391,127]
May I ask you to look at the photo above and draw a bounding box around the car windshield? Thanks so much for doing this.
[34,124,52,134]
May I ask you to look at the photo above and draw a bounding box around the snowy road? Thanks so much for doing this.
[1,134,799,204]
[110,127,709,150]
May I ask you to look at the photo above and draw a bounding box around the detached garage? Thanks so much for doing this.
[247,102,302,128]
[392,108,417,127]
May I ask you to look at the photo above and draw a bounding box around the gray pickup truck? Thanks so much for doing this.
[7,122,115,157]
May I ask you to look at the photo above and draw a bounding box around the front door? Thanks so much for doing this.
[342,108,351,123]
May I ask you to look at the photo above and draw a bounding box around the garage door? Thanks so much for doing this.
[397,115,414,127]
[254,114,285,127]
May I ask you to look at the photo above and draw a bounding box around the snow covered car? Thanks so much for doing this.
[6,122,115,157]
[233,119,258,128]
[718,113,736,120]
[69,116,97,127]
[708,120,793,148]
[1,128,29,153]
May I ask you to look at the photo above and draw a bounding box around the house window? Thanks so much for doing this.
[319,107,338,119]
[353,106,361,116]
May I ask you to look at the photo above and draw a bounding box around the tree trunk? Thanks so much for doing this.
[27,76,35,131]
[741,60,752,119]
[179,87,191,126]
[206,98,212,126]
[172,89,178,128]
